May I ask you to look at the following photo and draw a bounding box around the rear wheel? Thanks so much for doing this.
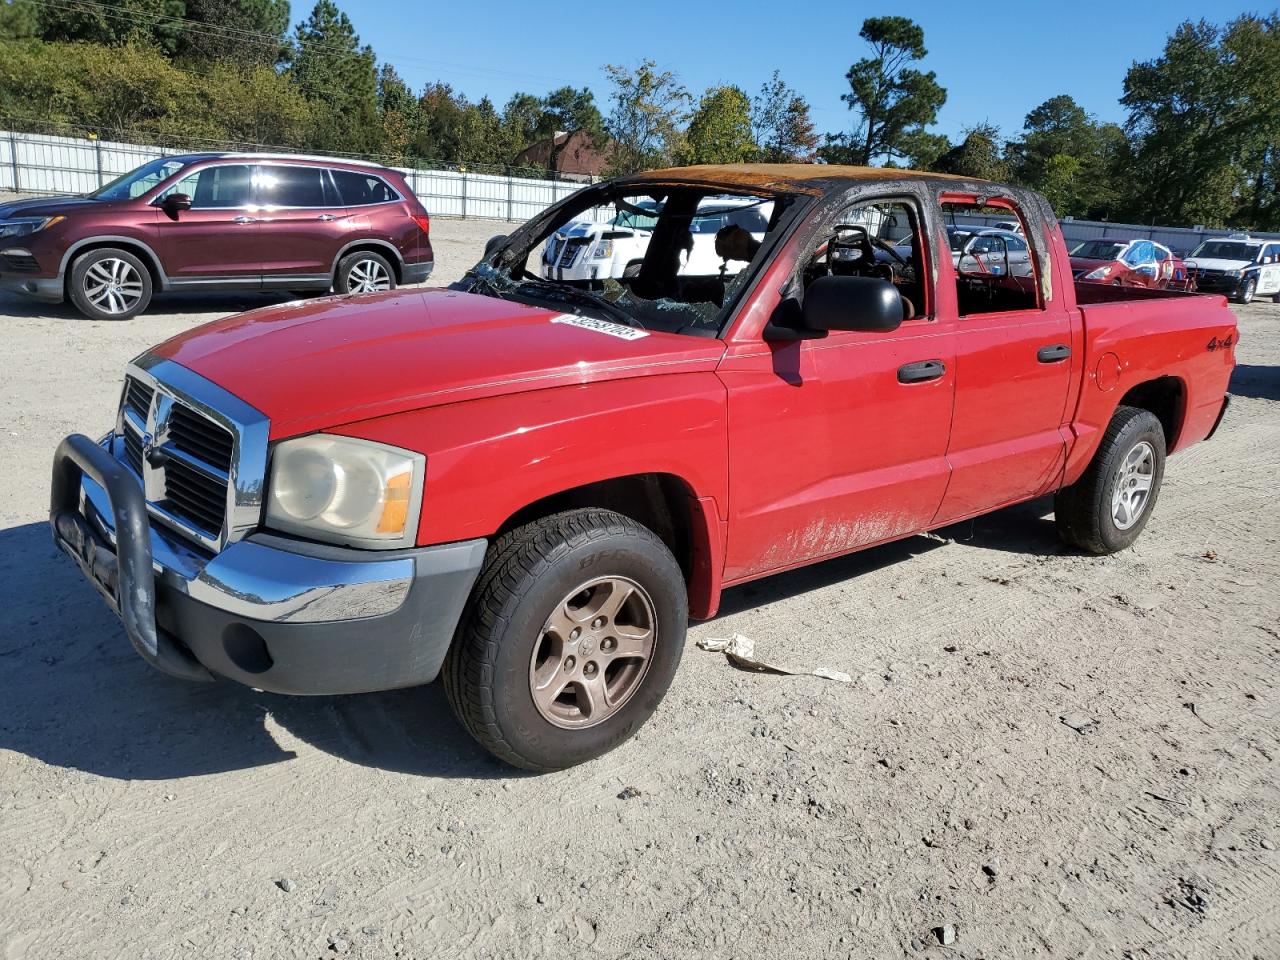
[443,508,687,771]
[67,248,152,321]
[1055,405,1166,554]
[335,251,396,295]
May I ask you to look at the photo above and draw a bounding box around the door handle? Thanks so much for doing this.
[233,215,257,224]
[897,359,946,384]
[316,214,337,221]
[1037,343,1071,363]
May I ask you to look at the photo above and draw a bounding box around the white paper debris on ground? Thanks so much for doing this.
[696,633,853,684]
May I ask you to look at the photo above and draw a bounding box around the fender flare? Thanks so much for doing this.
[58,235,171,290]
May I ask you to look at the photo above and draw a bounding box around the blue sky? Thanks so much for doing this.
[314,1,1266,142]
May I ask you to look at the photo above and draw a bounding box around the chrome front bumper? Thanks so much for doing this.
[52,433,487,694]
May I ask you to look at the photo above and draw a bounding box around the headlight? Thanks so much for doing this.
[591,239,614,259]
[1084,266,1112,279]
[0,216,65,239]
[265,435,424,549]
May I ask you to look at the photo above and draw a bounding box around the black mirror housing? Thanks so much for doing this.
[801,275,904,333]
[162,193,192,212]
[484,234,508,259]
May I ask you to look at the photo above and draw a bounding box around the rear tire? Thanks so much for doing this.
[335,251,396,295]
[1055,405,1166,555]
[443,508,687,771]
[67,248,153,321]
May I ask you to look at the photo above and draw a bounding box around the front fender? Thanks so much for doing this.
[327,373,730,548]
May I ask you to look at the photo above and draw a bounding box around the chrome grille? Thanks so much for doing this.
[167,404,233,472]
[114,359,269,553]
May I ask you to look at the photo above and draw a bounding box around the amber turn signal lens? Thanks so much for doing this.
[377,471,413,534]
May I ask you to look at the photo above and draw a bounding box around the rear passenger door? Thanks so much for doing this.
[154,163,260,285]
[253,164,352,287]
[933,194,1073,525]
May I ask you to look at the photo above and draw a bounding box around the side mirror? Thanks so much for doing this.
[801,275,904,333]
[484,234,508,259]
[159,193,192,218]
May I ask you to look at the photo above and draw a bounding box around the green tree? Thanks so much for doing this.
[0,0,39,39]
[750,71,818,162]
[932,123,1008,181]
[1121,14,1280,227]
[175,0,290,65]
[833,15,946,165]
[36,0,187,54]
[289,0,380,154]
[684,85,754,164]
[541,86,607,148]
[377,64,421,163]
[1005,95,1128,218]
[602,60,689,175]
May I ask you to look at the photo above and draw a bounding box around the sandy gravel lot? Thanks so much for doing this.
[0,216,1277,959]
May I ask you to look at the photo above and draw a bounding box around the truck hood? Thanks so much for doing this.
[151,288,726,439]
[0,195,112,219]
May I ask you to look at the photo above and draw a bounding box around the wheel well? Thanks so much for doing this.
[338,244,402,283]
[1118,376,1186,448]
[65,241,163,293]
[498,474,696,581]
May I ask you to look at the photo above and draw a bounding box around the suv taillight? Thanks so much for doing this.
[410,214,430,236]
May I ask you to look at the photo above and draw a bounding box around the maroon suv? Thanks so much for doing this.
[0,153,433,320]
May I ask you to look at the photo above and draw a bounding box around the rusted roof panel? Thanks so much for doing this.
[625,163,980,194]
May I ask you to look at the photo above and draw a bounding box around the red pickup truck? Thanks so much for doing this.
[50,164,1236,771]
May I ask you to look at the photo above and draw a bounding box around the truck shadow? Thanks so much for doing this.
[0,522,509,781]
[1229,364,1280,401]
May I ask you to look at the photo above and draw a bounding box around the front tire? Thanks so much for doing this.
[1055,405,1166,554]
[443,509,687,771]
[1236,277,1256,304]
[67,248,153,321]
[335,251,396,295]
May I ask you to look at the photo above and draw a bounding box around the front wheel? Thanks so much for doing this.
[335,251,396,295]
[1236,277,1256,304]
[1055,405,1166,554]
[67,248,153,321]
[443,508,687,771]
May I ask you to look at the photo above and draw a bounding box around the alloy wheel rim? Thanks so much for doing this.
[529,576,657,729]
[348,258,391,293]
[84,258,143,315]
[1111,440,1155,530]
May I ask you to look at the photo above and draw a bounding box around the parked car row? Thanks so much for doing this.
[0,153,433,320]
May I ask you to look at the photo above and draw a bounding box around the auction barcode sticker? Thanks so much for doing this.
[551,314,649,340]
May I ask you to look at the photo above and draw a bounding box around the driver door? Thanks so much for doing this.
[154,163,263,284]
[719,195,957,582]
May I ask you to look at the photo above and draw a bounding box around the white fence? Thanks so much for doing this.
[0,128,595,222]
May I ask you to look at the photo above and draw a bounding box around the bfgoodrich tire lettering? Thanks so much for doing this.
[1054,405,1166,554]
[443,508,687,771]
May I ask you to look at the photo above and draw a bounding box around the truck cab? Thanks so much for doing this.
[51,164,1237,772]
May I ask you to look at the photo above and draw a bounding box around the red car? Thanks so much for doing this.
[51,164,1235,770]
[1069,238,1191,289]
[0,153,433,320]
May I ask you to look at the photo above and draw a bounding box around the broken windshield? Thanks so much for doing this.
[456,184,796,337]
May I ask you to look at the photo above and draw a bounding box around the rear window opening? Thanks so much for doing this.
[942,201,1039,316]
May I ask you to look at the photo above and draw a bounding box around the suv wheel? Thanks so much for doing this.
[443,508,688,771]
[68,248,153,321]
[1054,405,1166,554]
[1237,277,1256,304]
[335,251,396,295]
